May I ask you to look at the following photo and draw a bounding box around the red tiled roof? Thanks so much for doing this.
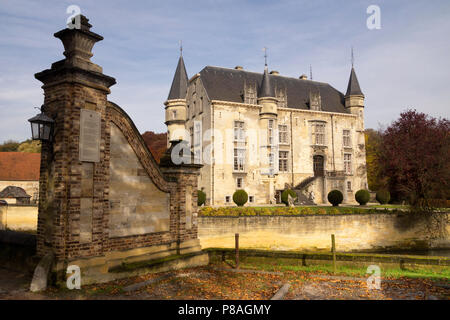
[0,152,40,181]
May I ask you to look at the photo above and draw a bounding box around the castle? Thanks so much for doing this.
[164,54,368,206]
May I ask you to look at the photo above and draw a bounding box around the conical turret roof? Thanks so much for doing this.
[345,67,364,97]
[258,66,275,98]
[167,56,188,100]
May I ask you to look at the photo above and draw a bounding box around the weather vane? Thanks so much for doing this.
[179,40,183,56]
[351,46,354,68]
[263,47,268,66]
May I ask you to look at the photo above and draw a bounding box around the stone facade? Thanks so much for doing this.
[165,63,368,206]
[34,16,206,282]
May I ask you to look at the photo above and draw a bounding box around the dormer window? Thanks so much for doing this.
[309,91,322,111]
[276,88,287,108]
[244,83,257,104]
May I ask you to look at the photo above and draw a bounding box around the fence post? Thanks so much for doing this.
[235,233,239,269]
[331,234,336,274]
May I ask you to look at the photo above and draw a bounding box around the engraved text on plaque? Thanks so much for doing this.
[79,109,101,162]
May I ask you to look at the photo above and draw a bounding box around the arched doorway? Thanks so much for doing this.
[313,155,324,177]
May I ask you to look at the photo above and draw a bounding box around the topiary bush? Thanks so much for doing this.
[281,189,297,206]
[328,190,343,207]
[376,190,390,205]
[197,190,206,206]
[233,189,248,207]
[355,189,370,206]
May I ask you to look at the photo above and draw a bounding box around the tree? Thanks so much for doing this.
[0,140,20,152]
[379,110,449,207]
[17,140,41,153]
[142,131,167,163]
[364,129,386,191]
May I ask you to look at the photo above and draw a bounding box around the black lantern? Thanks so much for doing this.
[28,106,54,142]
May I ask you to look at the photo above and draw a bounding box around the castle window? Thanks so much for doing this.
[347,181,352,192]
[172,110,177,119]
[268,120,274,145]
[234,148,245,172]
[343,130,351,147]
[189,127,194,148]
[269,152,274,173]
[279,151,289,172]
[225,196,231,203]
[194,122,201,147]
[279,124,288,144]
[249,196,254,203]
[344,153,352,175]
[311,122,326,145]
[234,121,245,141]
[200,97,204,113]
[236,177,243,188]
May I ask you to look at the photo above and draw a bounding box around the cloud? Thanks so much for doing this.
[0,0,449,143]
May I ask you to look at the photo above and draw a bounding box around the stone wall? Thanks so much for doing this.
[109,123,170,237]
[198,214,450,252]
[0,205,38,231]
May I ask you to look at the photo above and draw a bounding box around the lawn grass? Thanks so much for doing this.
[215,255,450,282]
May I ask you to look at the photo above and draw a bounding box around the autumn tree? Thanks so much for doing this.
[0,140,20,152]
[142,131,167,163]
[379,110,449,207]
[364,129,386,191]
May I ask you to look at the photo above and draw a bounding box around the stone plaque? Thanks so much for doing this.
[79,109,101,162]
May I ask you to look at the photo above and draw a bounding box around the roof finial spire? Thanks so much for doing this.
[310,64,313,80]
[351,46,354,68]
[179,40,183,57]
[263,47,268,67]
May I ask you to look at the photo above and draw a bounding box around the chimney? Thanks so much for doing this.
[270,70,279,75]
[299,74,308,80]
[234,66,243,70]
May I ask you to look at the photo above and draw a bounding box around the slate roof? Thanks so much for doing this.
[345,67,364,97]
[0,186,31,199]
[167,56,189,100]
[0,152,40,181]
[198,66,350,114]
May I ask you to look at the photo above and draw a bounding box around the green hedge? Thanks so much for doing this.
[376,190,391,205]
[328,190,343,206]
[198,206,396,217]
[355,189,370,206]
[281,189,297,206]
[198,190,206,206]
[233,190,248,207]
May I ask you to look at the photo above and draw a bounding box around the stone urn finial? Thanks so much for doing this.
[53,15,104,73]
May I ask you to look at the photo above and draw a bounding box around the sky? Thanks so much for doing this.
[0,0,449,143]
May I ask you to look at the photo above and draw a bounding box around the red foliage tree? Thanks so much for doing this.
[379,110,449,206]
[142,131,167,163]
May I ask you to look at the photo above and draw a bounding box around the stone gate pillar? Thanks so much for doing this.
[34,16,116,263]
[160,141,203,254]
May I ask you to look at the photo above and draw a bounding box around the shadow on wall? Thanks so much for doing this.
[0,205,38,232]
